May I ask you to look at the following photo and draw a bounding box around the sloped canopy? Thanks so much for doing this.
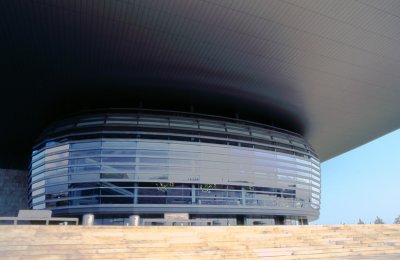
[1,0,400,167]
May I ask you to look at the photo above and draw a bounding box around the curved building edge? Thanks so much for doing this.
[29,110,321,225]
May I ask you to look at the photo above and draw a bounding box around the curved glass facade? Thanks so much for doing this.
[29,110,320,224]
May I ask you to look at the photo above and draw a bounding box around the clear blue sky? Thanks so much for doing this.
[314,129,400,225]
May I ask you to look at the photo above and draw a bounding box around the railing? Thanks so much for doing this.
[0,210,78,225]
[141,219,212,226]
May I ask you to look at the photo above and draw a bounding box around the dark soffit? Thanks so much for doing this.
[1,0,400,167]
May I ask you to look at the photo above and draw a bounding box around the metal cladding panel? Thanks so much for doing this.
[2,1,400,166]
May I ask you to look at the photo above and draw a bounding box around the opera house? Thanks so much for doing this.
[1,1,399,226]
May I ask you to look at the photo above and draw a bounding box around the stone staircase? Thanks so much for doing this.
[0,225,399,259]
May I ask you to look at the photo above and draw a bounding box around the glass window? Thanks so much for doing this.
[136,166,165,173]
[69,157,101,165]
[32,165,45,175]
[100,185,133,196]
[77,120,104,127]
[46,144,69,155]
[137,141,169,149]
[138,116,169,126]
[45,141,60,147]
[70,150,101,157]
[254,151,275,159]
[226,125,249,135]
[136,150,168,157]
[102,141,136,148]
[46,160,68,169]
[70,173,99,181]
[32,195,45,204]
[68,189,99,197]
[47,175,68,185]
[46,184,68,193]
[311,168,320,175]
[168,159,192,165]
[45,152,69,162]
[32,150,45,163]
[169,119,198,128]
[102,157,135,163]
[199,122,225,131]
[71,142,101,149]
[169,151,200,159]
[69,165,100,173]
[32,173,44,182]
[45,168,68,178]
[101,165,135,173]
[100,173,129,179]
[32,180,45,189]
[139,158,168,164]
[46,191,68,200]
[106,116,137,125]
[250,129,271,138]
[101,149,136,155]
[32,188,45,197]
[69,197,100,206]
[32,157,45,169]
[33,203,45,210]
[101,196,133,204]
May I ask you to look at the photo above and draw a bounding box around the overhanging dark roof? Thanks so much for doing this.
[1,0,400,167]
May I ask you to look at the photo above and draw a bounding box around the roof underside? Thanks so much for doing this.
[1,0,400,167]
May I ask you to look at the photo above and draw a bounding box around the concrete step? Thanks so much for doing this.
[1,225,400,259]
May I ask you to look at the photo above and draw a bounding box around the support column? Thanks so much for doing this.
[82,214,94,226]
[129,215,140,226]
[134,183,138,204]
[191,184,196,204]
[241,187,246,205]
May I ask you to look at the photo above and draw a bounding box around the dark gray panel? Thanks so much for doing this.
[1,0,400,166]
[0,169,29,216]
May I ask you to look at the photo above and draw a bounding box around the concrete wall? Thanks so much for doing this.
[0,169,28,216]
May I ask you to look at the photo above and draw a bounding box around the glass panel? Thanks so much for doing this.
[138,117,168,126]
[102,157,135,163]
[139,158,168,164]
[100,173,129,179]
[136,150,168,157]
[45,152,69,162]
[46,160,68,169]
[70,173,99,181]
[47,175,68,185]
[106,116,137,125]
[46,184,68,193]
[101,165,135,173]
[77,120,103,127]
[32,150,45,162]
[45,168,68,178]
[102,141,136,148]
[32,188,45,197]
[46,144,69,155]
[101,196,133,204]
[69,166,100,173]
[199,122,225,131]
[32,173,44,182]
[70,150,101,157]
[226,125,249,134]
[32,180,45,189]
[71,142,101,149]
[32,195,45,204]
[101,149,136,155]
[33,203,45,210]
[169,119,198,128]
[69,157,101,165]
[32,157,45,168]
[32,165,45,175]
